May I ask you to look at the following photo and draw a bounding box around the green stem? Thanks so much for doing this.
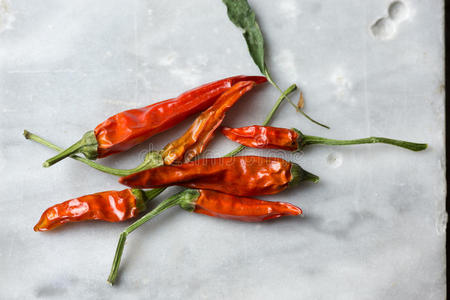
[23,130,161,176]
[264,70,330,129]
[261,83,297,126]
[42,139,85,167]
[107,232,127,285]
[224,145,246,157]
[302,135,427,152]
[107,190,199,285]
[43,131,98,167]
[144,188,166,202]
[108,188,169,284]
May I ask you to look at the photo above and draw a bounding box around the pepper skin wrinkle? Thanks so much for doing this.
[95,76,267,158]
[34,189,142,231]
[119,156,319,196]
[222,125,299,151]
[162,80,256,165]
[194,189,302,222]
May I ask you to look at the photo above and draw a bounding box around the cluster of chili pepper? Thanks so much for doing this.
[26,71,427,285]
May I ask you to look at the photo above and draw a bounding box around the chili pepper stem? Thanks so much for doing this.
[301,169,320,183]
[263,70,330,129]
[289,163,319,186]
[224,145,246,158]
[106,188,168,284]
[107,232,128,285]
[301,135,427,152]
[43,131,98,167]
[24,130,163,176]
[107,190,199,284]
[261,84,297,126]
[143,188,166,202]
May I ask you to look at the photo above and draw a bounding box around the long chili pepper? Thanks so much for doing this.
[222,126,427,152]
[42,75,267,168]
[161,80,256,165]
[34,189,163,231]
[24,85,297,176]
[119,156,319,196]
[107,188,302,284]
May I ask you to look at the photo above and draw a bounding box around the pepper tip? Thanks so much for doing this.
[33,223,45,232]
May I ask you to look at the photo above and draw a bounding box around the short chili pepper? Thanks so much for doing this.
[161,80,257,165]
[222,125,427,152]
[107,188,302,284]
[42,75,267,167]
[119,156,319,196]
[34,188,163,231]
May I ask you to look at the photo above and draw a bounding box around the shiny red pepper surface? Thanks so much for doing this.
[95,75,267,158]
[34,189,145,231]
[193,189,302,222]
[119,156,318,196]
[222,125,299,151]
[162,80,256,165]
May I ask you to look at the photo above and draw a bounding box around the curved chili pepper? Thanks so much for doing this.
[107,188,302,284]
[34,188,162,231]
[42,75,267,168]
[222,125,428,152]
[119,156,319,196]
[161,80,256,165]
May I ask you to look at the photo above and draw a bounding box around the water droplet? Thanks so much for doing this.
[326,152,343,168]
[388,1,409,22]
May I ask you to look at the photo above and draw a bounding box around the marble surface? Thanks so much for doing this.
[0,0,445,299]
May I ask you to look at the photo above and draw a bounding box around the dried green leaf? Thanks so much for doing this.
[222,0,266,74]
[222,0,330,129]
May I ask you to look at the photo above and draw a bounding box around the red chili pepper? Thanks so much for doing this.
[223,126,299,151]
[42,75,267,168]
[119,156,319,196]
[33,189,161,231]
[107,188,302,284]
[139,188,302,222]
[161,80,256,165]
[222,125,428,152]
[191,189,302,222]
